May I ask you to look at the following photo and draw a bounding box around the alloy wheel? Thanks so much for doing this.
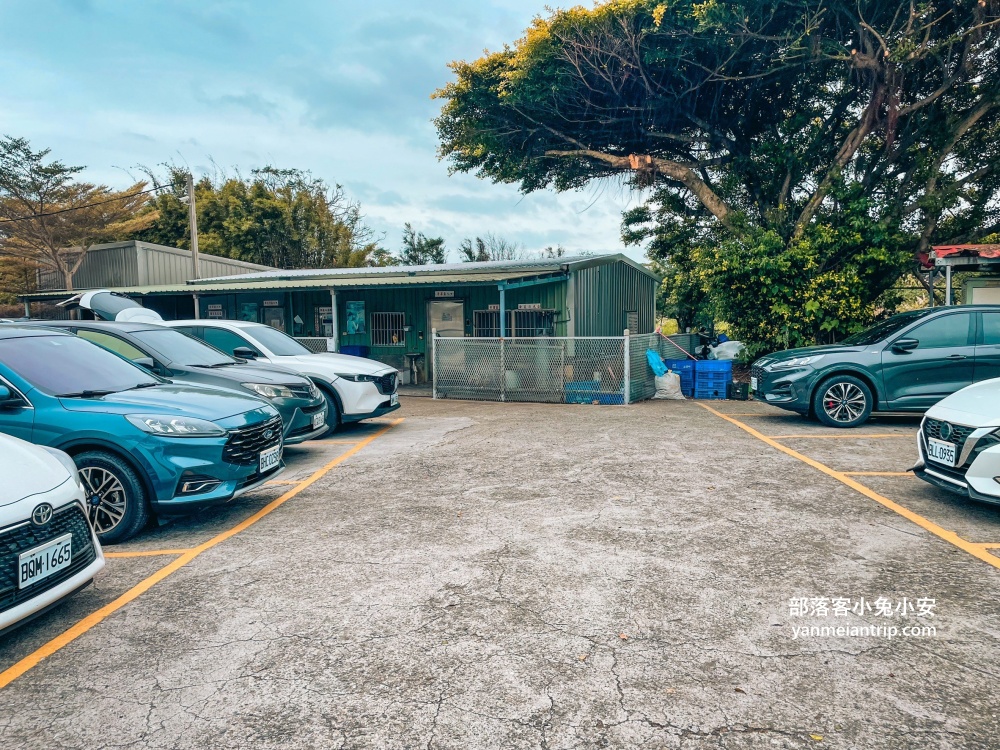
[80,466,128,534]
[822,382,868,424]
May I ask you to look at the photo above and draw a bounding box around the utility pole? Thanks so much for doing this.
[186,173,200,281]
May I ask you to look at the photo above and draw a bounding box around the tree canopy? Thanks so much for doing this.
[137,167,391,269]
[0,136,155,290]
[435,0,1000,350]
[396,222,447,264]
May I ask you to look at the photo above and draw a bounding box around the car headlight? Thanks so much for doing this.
[765,355,825,371]
[242,383,296,399]
[125,414,227,437]
[42,446,82,487]
[308,380,322,399]
[333,373,380,383]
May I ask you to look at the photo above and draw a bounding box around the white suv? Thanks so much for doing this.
[913,377,1000,504]
[0,434,105,634]
[162,320,400,431]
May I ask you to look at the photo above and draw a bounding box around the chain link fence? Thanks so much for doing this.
[432,332,690,405]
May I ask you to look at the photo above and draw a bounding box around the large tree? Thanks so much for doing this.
[0,136,155,290]
[435,0,1000,351]
[137,167,391,269]
[397,223,447,264]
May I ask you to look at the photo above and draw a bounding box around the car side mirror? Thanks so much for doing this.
[0,385,20,407]
[891,338,919,353]
[233,347,257,360]
[134,357,157,371]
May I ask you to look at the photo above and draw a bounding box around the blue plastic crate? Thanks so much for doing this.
[596,393,625,405]
[663,359,695,396]
[566,380,599,404]
[340,345,369,357]
[693,386,727,400]
[694,360,733,374]
[566,380,600,392]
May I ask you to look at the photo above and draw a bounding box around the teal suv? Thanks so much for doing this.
[751,306,1000,428]
[0,327,286,543]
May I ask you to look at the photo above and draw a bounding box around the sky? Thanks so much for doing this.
[0,0,650,263]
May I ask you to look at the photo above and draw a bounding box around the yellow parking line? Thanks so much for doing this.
[980,543,1000,550]
[103,549,193,558]
[767,434,912,439]
[843,472,915,477]
[698,403,1000,571]
[0,417,404,691]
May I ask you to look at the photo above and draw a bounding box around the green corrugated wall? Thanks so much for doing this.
[569,261,657,336]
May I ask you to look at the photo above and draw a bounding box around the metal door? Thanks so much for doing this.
[428,301,465,379]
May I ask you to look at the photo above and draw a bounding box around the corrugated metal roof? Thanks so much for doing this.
[20,271,560,300]
[191,253,657,284]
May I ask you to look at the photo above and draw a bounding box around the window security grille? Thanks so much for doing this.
[473,310,555,337]
[370,312,406,346]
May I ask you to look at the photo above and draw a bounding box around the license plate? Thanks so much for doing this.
[750,376,758,392]
[390,393,399,406]
[259,445,281,473]
[927,437,957,467]
[18,533,72,589]
[311,411,325,430]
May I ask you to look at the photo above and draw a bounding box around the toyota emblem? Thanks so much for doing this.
[31,503,53,526]
[939,422,953,441]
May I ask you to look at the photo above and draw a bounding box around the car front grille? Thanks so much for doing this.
[222,416,283,466]
[0,504,97,614]
[287,385,316,400]
[750,365,765,385]
[923,418,975,446]
[375,372,397,395]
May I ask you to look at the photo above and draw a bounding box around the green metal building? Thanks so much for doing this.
[22,254,659,379]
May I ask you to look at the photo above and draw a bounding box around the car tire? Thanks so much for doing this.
[812,375,873,428]
[317,384,341,436]
[75,450,150,544]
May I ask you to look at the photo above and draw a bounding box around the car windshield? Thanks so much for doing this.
[840,310,935,346]
[0,334,160,396]
[131,328,235,367]
[245,325,311,356]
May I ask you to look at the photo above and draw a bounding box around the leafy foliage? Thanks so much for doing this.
[0,136,155,290]
[397,222,446,265]
[137,167,389,269]
[436,0,1000,352]
[458,233,523,262]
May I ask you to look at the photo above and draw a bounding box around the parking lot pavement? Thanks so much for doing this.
[1,397,998,749]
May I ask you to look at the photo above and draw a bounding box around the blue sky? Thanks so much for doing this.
[0,0,646,261]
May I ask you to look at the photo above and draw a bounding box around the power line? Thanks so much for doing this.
[0,181,181,225]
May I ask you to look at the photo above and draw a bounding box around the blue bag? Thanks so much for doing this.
[646,349,667,376]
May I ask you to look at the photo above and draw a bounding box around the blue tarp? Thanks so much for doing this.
[646,349,667,376]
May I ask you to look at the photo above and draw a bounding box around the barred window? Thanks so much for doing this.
[473,310,555,337]
[370,312,405,346]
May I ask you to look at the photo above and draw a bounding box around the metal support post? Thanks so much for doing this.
[500,337,506,402]
[623,329,631,405]
[186,173,200,281]
[945,265,953,306]
[431,328,438,399]
[498,284,506,338]
[330,289,339,352]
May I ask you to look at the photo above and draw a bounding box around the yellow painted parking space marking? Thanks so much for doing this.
[843,472,915,477]
[698,404,1000,571]
[766,433,912,440]
[103,549,193,558]
[0,417,404,691]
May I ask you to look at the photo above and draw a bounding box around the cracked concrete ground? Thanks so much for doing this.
[1,397,998,749]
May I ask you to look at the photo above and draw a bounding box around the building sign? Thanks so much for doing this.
[207,304,223,311]
[518,303,542,310]
[263,300,280,307]
[315,306,333,338]
[488,304,500,311]
[434,290,455,298]
[207,310,224,318]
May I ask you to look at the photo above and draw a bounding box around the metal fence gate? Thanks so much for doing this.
[432,331,689,405]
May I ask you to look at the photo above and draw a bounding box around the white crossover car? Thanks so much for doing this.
[913,377,1000,504]
[0,434,105,634]
[162,320,400,431]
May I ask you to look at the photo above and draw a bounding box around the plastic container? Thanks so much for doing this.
[694,359,732,400]
[339,345,370,357]
[663,359,696,396]
[566,380,599,404]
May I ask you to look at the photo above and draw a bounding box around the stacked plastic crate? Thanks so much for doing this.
[693,360,732,399]
[662,359,696,397]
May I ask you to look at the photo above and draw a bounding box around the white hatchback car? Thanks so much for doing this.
[913,377,1000,504]
[0,435,105,634]
[163,320,400,431]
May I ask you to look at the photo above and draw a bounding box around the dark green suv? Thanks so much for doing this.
[751,306,1000,427]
